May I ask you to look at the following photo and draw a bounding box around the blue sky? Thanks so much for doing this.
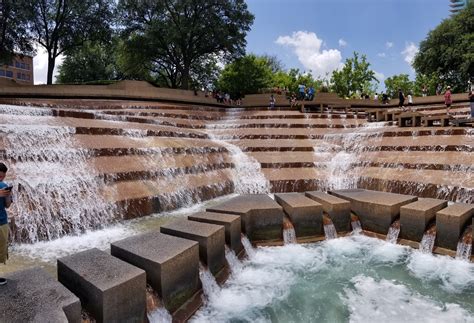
[245,0,450,89]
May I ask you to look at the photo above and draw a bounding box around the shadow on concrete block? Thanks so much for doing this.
[274,192,323,237]
[305,191,351,232]
[400,198,448,242]
[206,194,284,242]
[330,189,417,234]
[0,267,81,323]
[57,248,146,323]
[111,232,200,313]
[188,211,243,254]
[436,203,474,250]
[160,219,225,275]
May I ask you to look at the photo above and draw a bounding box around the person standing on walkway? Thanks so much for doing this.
[398,89,405,108]
[0,163,12,286]
[444,86,452,115]
[269,94,275,109]
[469,90,474,118]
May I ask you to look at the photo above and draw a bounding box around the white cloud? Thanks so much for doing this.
[373,71,385,82]
[385,41,394,49]
[377,52,386,58]
[33,45,64,84]
[401,42,419,66]
[275,31,342,78]
[338,38,347,47]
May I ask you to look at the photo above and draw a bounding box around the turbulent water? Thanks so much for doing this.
[192,235,474,322]
[0,118,117,243]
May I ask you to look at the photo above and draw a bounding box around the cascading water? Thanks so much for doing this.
[225,245,242,273]
[282,217,297,244]
[315,122,386,191]
[146,286,172,323]
[351,213,362,233]
[203,117,270,194]
[419,225,437,253]
[323,214,337,240]
[241,234,256,258]
[199,263,220,297]
[455,226,472,261]
[0,111,117,243]
[386,220,400,244]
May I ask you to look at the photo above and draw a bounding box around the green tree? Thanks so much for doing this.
[384,74,414,98]
[57,39,123,84]
[330,52,378,98]
[0,0,34,63]
[413,73,439,96]
[216,54,273,98]
[118,0,254,89]
[26,0,115,84]
[413,3,474,92]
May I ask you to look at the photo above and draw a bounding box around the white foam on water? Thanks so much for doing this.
[344,275,474,323]
[192,244,325,322]
[147,307,172,323]
[407,251,474,293]
[12,224,136,263]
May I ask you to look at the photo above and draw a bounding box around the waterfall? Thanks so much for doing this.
[316,122,385,191]
[455,227,472,261]
[386,220,400,244]
[241,234,256,258]
[203,118,270,194]
[225,246,242,273]
[323,214,337,240]
[0,116,117,243]
[351,214,362,233]
[419,225,437,253]
[146,286,172,323]
[283,218,297,244]
[199,264,220,298]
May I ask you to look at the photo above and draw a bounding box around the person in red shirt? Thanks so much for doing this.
[444,86,452,115]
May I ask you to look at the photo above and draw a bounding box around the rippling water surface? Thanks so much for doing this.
[192,234,474,323]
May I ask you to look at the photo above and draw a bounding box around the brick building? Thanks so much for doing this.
[0,54,34,85]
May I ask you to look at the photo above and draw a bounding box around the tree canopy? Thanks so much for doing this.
[216,54,273,98]
[25,0,114,84]
[384,74,414,98]
[413,3,474,92]
[330,52,378,98]
[0,0,34,63]
[118,0,254,89]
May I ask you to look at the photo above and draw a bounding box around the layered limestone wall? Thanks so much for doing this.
[2,190,472,322]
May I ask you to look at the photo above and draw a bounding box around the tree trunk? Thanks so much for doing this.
[180,67,190,90]
[47,54,56,85]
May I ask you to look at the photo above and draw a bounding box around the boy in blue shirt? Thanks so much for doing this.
[0,162,12,285]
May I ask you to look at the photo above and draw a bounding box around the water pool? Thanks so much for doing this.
[193,234,474,323]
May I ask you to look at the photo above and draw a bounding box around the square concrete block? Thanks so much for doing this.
[400,198,448,242]
[436,203,474,250]
[207,194,285,241]
[111,232,200,312]
[274,193,323,236]
[160,219,225,275]
[58,248,146,323]
[330,189,417,234]
[188,211,242,254]
[0,267,81,323]
[305,191,351,232]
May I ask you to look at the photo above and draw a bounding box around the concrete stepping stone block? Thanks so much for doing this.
[111,232,200,312]
[274,192,323,236]
[188,211,242,254]
[400,198,448,241]
[436,203,474,250]
[160,219,225,275]
[57,248,146,323]
[0,267,81,323]
[330,189,417,234]
[206,194,285,241]
[305,191,351,232]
